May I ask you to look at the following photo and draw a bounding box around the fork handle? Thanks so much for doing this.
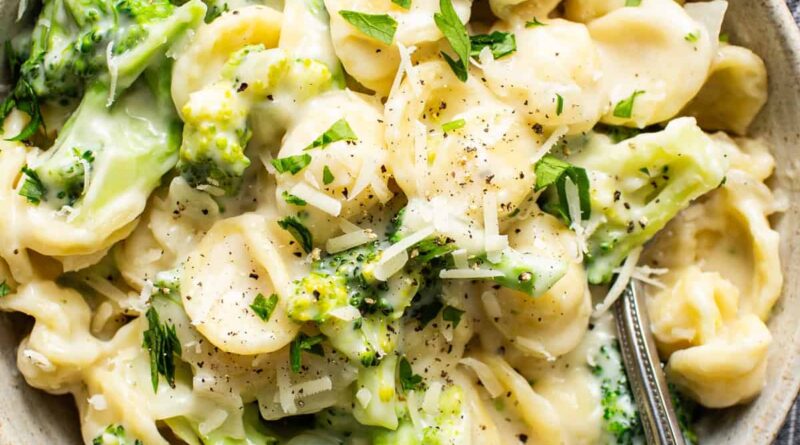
[614,281,686,445]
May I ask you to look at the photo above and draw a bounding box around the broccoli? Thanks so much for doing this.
[165,403,279,445]
[22,62,180,220]
[92,424,143,445]
[1,0,205,140]
[177,45,333,195]
[543,118,728,284]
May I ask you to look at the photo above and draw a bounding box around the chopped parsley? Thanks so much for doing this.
[272,153,312,175]
[719,32,729,43]
[399,356,424,391]
[278,216,314,253]
[323,165,335,185]
[304,118,358,151]
[442,118,466,132]
[0,280,10,297]
[556,93,564,116]
[525,17,546,27]
[18,166,46,205]
[1,79,43,142]
[290,333,325,373]
[534,154,592,223]
[141,306,182,392]
[470,31,517,59]
[434,0,470,81]
[391,0,411,8]
[250,293,279,322]
[282,190,307,206]
[625,0,642,6]
[442,305,464,328]
[613,90,645,119]
[339,10,398,45]
[684,32,700,43]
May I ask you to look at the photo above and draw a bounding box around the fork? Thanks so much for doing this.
[614,280,686,445]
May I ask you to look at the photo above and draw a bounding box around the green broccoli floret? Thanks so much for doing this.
[177,45,333,195]
[544,118,728,284]
[92,424,143,445]
[590,340,643,444]
[670,383,699,445]
[21,62,180,223]
[165,403,279,445]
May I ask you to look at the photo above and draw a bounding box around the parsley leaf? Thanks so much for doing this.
[339,11,398,45]
[399,356,424,391]
[392,0,411,8]
[470,31,516,59]
[442,118,465,132]
[18,166,46,204]
[290,333,325,373]
[434,0,470,81]
[613,90,645,119]
[1,80,43,142]
[278,216,314,253]
[304,118,358,150]
[282,190,307,206]
[535,155,592,223]
[250,293,279,322]
[625,0,641,6]
[442,305,465,328]
[684,32,700,43]
[0,280,10,297]
[272,153,312,175]
[556,93,564,116]
[525,17,546,27]
[323,165,335,185]
[142,307,182,392]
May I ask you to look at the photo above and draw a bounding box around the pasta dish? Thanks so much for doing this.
[0,0,782,443]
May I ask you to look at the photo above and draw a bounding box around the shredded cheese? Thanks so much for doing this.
[532,125,569,164]
[452,249,468,269]
[277,365,297,414]
[356,387,372,408]
[328,305,362,321]
[483,192,508,262]
[481,290,502,319]
[23,349,55,372]
[338,218,363,233]
[514,337,556,362]
[422,382,443,414]
[440,268,503,279]
[459,357,503,398]
[290,183,342,216]
[594,247,643,317]
[292,376,333,399]
[87,394,108,411]
[374,227,435,281]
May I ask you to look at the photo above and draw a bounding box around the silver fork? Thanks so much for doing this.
[614,280,686,445]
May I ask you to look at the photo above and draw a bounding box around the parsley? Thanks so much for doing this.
[441,118,466,132]
[434,0,470,81]
[399,356,424,391]
[470,31,516,59]
[323,165,335,185]
[305,118,358,150]
[250,293,279,322]
[684,32,700,43]
[624,0,641,6]
[142,307,182,392]
[415,299,443,327]
[613,90,645,119]
[339,11,398,45]
[556,93,564,116]
[92,424,143,445]
[534,155,592,223]
[1,80,43,142]
[525,17,546,27]
[719,32,729,43]
[18,166,46,204]
[0,280,10,297]
[290,333,325,373]
[282,190,307,206]
[392,0,411,8]
[278,216,314,253]
[272,153,312,175]
[442,305,464,328]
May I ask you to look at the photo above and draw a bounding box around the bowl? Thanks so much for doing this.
[0,0,799,443]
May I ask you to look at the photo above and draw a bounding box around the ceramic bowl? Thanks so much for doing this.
[0,0,799,443]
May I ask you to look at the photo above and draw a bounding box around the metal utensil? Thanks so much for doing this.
[614,280,686,445]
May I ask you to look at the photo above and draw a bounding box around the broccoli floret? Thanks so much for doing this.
[670,383,699,445]
[547,118,728,284]
[472,248,567,297]
[590,341,643,444]
[177,45,333,195]
[165,403,279,445]
[22,62,180,225]
[92,424,142,445]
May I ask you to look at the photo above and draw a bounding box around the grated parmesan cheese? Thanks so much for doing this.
[328,305,362,321]
[374,227,435,281]
[532,125,569,165]
[356,387,372,408]
[277,365,297,414]
[422,382,443,414]
[338,218,363,233]
[594,247,643,317]
[515,336,556,362]
[459,357,503,398]
[290,183,342,216]
[87,394,108,411]
[440,268,503,279]
[481,290,502,319]
[292,376,333,399]
[452,249,468,269]
[483,192,508,262]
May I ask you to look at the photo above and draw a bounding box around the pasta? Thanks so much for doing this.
[0,0,783,443]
